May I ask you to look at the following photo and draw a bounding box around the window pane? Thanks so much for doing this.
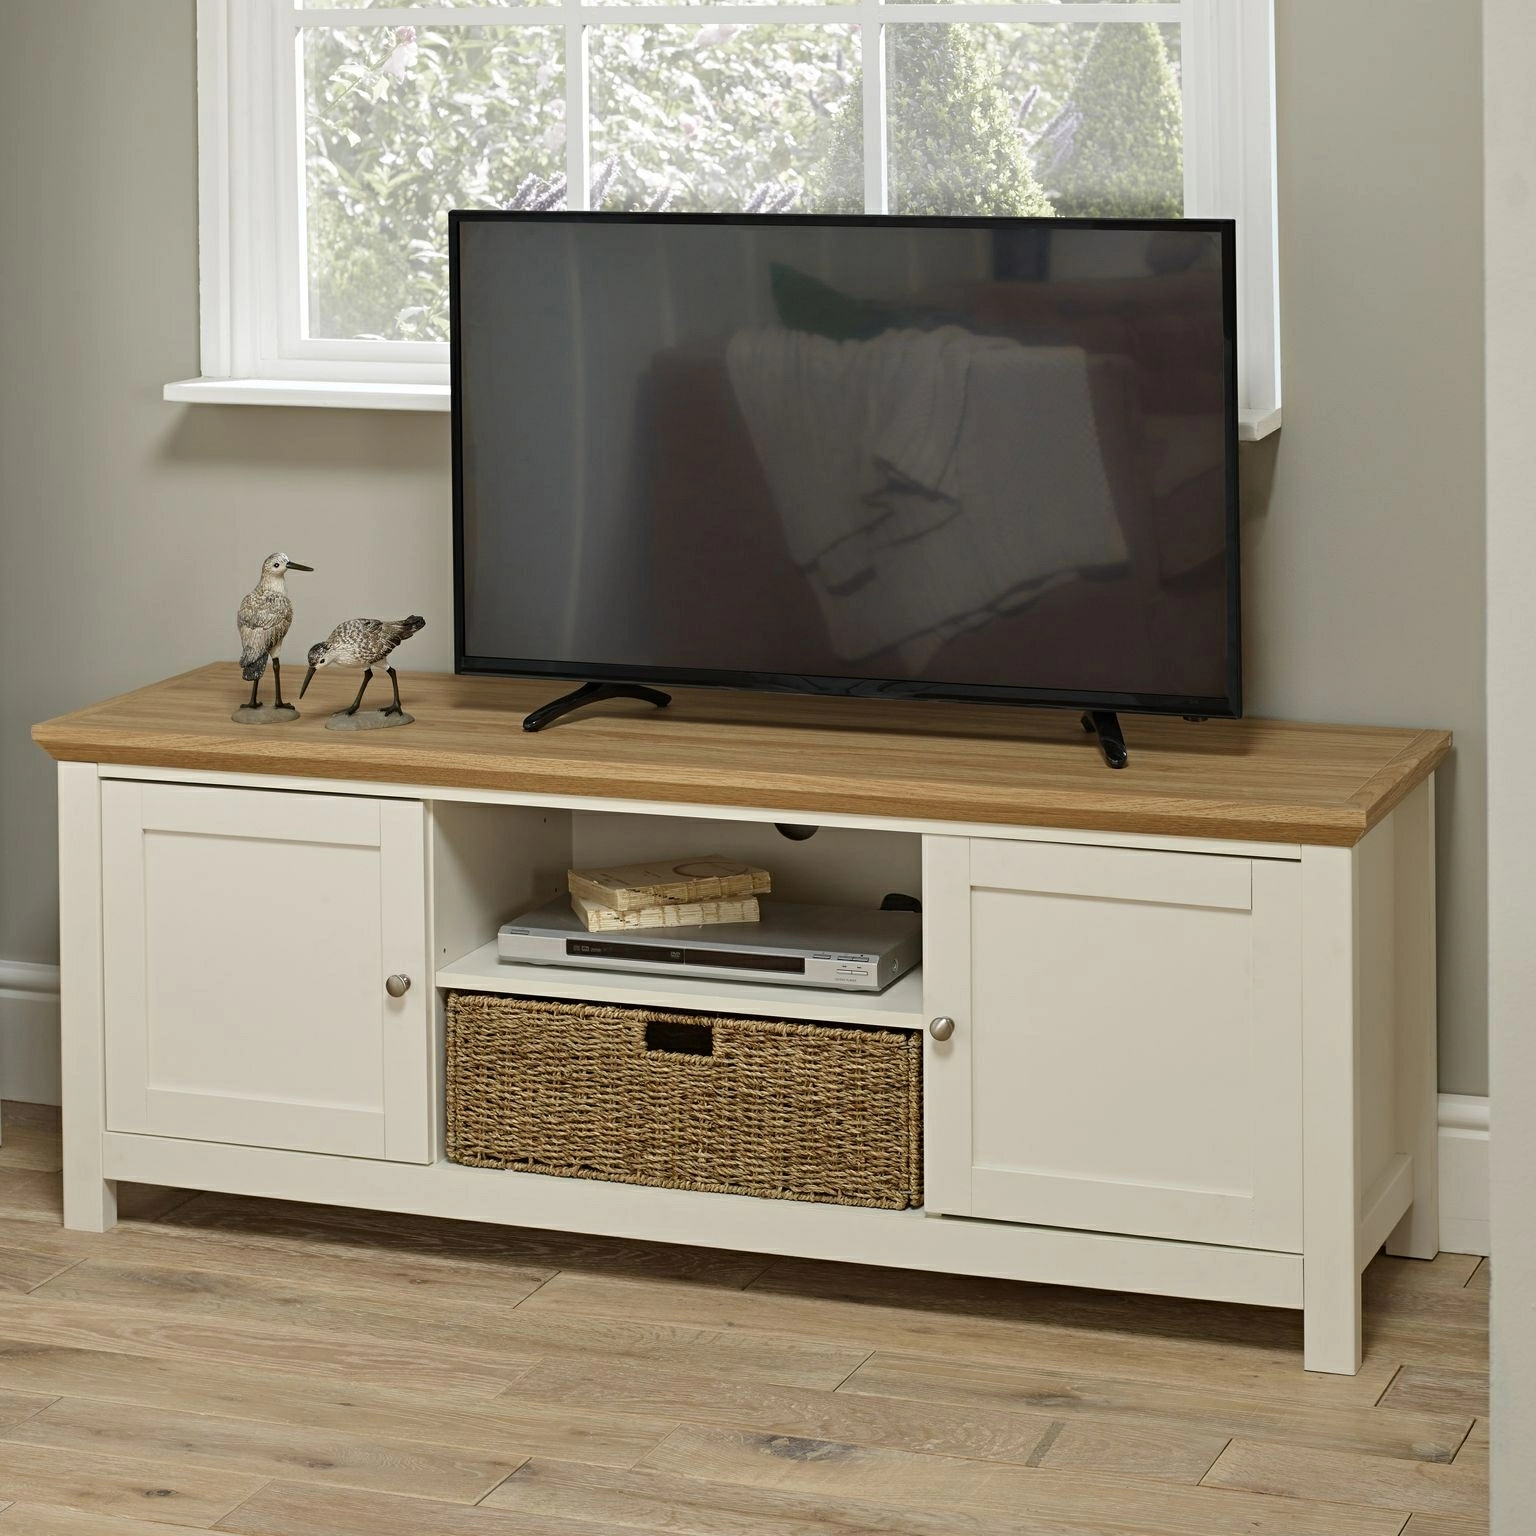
[303,25,563,342]
[589,26,858,213]
[884,21,1182,218]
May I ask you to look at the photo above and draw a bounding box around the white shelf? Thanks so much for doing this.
[436,939,925,1029]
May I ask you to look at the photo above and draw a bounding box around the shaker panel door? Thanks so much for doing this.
[102,782,430,1161]
[924,836,1302,1251]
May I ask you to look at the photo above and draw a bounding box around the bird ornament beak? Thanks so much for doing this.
[287,562,314,572]
[300,665,317,699]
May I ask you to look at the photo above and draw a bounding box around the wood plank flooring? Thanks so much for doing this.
[0,1104,1489,1534]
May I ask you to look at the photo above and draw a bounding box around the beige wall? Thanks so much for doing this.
[1250,0,1487,1092]
[0,1,1489,1092]
[0,3,457,972]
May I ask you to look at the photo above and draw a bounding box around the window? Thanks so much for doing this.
[172,0,1277,434]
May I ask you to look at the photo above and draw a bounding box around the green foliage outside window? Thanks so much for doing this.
[816,26,1053,217]
[305,26,565,341]
[1038,21,1183,218]
[303,20,1183,344]
[588,26,856,219]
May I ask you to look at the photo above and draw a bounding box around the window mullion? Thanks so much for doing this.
[861,3,886,214]
[565,7,589,209]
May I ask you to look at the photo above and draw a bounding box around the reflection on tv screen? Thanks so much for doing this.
[456,217,1236,710]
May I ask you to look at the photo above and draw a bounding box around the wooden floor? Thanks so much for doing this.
[0,1104,1488,1536]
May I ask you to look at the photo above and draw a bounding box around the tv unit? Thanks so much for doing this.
[450,211,1240,767]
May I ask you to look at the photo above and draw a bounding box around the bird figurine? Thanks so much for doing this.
[300,616,426,730]
[234,552,313,723]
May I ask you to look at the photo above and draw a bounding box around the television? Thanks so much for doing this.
[451,212,1240,755]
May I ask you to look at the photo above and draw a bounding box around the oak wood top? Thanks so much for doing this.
[31,663,1451,847]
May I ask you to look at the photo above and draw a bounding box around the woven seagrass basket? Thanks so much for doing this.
[445,992,922,1209]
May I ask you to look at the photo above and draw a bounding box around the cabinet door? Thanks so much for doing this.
[924,836,1302,1251]
[103,782,430,1162]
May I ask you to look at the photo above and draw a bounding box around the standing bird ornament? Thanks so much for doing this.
[233,552,314,725]
[300,616,426,731]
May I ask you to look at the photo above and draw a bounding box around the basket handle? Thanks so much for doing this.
[644,1019,714,1057]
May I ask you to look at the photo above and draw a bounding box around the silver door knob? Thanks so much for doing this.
[928,1016,956,1041]
[385,974,412,998]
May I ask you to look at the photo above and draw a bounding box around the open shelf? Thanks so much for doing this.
[436,939,925,1029]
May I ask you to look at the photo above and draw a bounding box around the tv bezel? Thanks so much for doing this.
[450,209,1242,721]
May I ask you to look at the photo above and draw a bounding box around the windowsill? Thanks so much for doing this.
[1240,407,1283,442]
[162,378,451,412]
[163,377,1283,441]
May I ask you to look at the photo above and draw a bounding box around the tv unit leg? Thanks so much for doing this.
[1081,710,1129,770]
[522,681,672,733]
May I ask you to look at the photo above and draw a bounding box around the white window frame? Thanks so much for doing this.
[167,0,1279,437]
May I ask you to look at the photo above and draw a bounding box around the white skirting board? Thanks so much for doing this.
[0,958,1496,1258]
[1438,1092,1491,1256]
[0,960,61,1108]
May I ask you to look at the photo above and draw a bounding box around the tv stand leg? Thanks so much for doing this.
[1081,710,1129,770]
[523,681,672,733]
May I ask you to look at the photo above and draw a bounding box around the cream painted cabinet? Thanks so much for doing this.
[101,782,431,1162]
[923,836,1303,1251]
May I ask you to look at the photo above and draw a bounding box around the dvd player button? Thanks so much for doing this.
[837,954,870,962]
[812,953,833,961]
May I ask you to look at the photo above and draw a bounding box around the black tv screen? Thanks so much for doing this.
[451,212,1240,718]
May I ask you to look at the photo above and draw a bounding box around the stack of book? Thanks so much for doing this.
[568,855,772,933]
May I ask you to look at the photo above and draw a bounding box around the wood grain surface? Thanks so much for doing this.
[32,664,1452,846]
[0,1107,1489,1532]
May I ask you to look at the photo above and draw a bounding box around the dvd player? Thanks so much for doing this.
[497,897,921,992]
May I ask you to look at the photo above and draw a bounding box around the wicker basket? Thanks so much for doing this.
[445,992,922,1209]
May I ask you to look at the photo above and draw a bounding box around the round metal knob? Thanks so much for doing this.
[385,974,412,998]
[928,1015,956,1041]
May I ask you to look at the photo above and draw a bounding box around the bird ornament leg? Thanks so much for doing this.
[246,674,262,710]
[345,668,374,716]
[271,658,289,710]
[384,667,404,717]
